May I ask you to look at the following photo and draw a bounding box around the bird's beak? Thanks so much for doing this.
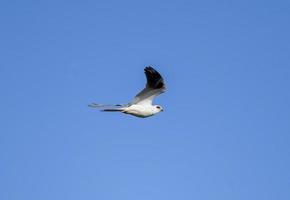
[161,109,164,112]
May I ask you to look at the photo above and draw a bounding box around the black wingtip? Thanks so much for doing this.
[144,66,156,73]
[143,66,165,89]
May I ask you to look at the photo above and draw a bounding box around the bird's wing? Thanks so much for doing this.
[131,66,166,105]
[88,103,128,108]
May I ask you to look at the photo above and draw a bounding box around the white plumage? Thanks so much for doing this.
[89,66,166,118]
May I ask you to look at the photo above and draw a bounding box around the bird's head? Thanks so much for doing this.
[155,105,164,112]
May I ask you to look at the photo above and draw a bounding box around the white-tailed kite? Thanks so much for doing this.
[89,66,166,118]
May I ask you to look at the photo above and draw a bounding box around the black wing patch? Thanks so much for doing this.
[144,66,165,89]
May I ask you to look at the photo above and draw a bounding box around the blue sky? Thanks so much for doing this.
[1,0,290,199]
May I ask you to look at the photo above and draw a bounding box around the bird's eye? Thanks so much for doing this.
[156,106,161,109]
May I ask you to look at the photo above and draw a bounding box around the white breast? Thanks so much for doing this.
[123,105,156,118]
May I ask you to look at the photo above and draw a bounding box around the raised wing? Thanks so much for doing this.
[132,66,166,105]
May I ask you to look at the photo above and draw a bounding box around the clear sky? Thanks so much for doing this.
[1,0,290,200]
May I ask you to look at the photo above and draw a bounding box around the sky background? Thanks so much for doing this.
[1,0,290,200]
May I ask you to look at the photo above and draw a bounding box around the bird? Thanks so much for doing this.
[89,66,166,118]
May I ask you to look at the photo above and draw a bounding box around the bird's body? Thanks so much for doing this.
[89,66,166,118]
[122,104,162,118]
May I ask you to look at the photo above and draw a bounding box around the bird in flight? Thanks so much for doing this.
[89,66,166,118]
